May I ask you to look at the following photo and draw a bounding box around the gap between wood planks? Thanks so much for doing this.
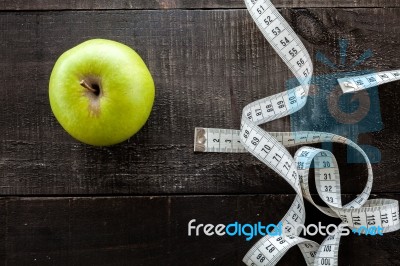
[0,0,399,11]
[0,193,398,199]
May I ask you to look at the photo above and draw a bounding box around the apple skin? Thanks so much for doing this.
[49,39,155,146]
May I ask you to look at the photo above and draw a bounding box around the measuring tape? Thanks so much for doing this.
[194,0,400,265]
[338,70,400,93]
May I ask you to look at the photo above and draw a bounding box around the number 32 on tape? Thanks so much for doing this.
[194,0,400,265]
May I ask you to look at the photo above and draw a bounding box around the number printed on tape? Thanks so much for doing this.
[194,0,400,265]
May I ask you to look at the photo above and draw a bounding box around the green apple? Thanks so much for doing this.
[49,39,155,146]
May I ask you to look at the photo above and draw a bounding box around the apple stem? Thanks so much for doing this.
[80,80,98,94]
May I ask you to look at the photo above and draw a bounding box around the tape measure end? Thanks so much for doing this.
[194,127,206,152]
[337,78,357,94]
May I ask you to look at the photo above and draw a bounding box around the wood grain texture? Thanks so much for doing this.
[2,2,399,265]
[1,0,399,10]
[0,194,398,266]
[1,8,400,195]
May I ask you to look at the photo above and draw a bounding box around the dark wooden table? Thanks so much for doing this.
[1,1,399,265]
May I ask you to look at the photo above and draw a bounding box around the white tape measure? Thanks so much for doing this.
[338,70,400,93]
[194,0,400,265]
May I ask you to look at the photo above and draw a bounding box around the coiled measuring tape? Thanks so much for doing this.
[193,0,400,265]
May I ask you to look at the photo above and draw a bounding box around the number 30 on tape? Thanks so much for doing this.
[194,0,400,265]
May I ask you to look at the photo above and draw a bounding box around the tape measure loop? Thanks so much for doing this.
[194,0,400,265]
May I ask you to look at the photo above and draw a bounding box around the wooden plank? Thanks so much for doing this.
[0,194,398,265]
[1,0,399,10]
[1,9,400,195]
